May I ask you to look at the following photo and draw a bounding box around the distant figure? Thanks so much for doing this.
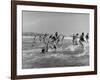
[72,33,79,45]
[33,34,36,41]
[85,33,89,43]
[58,34,64,42]
[39,35,42,42]
[74,33,79,45]
[55,32,58,38]
[79,33,85,48]
[32,34,37,46]
[72,34,76,45]
[43,33,47,43]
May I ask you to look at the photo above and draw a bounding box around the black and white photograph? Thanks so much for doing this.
[22,11,90,69]
[11,1,97,79]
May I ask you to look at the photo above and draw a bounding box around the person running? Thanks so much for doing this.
[39,35,42,42]
[32,34,37,46]
[72,34,76,45]
[74,33,79,45]
[55,32,58,38]
[72,33,79,45]
[43,33,47,43]
[33,34,36,42]
[79,32,85,48]
[85,33,89,43]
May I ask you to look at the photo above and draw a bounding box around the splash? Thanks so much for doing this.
[65,42,89,57]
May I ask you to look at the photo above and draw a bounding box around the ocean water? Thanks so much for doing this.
[22,35,89,69]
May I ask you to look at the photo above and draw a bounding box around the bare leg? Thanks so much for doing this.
[79,40,84,49]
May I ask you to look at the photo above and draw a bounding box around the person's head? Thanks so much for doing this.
[76,33,79,36]
[55,32,58,34]
[82,32,84,36]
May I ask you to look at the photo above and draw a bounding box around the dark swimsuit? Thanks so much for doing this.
[86,35,89,39]
[80,35,84,42]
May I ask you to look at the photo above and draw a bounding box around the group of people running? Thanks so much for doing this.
[72,32,89,48]
[41,32,62,53]
[33,32,89,53]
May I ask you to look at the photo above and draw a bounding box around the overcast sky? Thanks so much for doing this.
[22,11,89,35]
